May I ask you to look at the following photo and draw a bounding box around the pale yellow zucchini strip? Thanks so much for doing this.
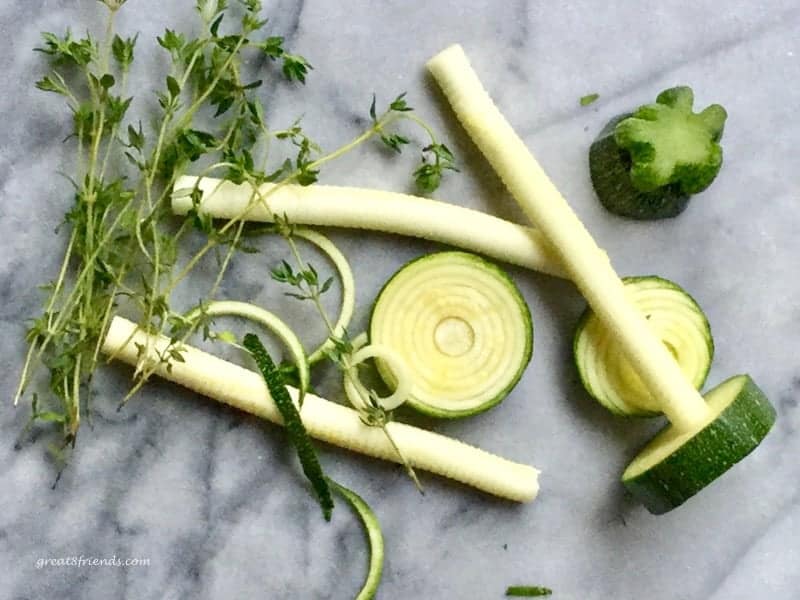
[102,316,540,502]
[427,44,711,431]
[171,175,566,278]
[291,228,356,365]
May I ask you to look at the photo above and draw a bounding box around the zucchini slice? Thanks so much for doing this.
[574,276,713,417]
[589,114,691,220]
[369,251,533,418]
[623,374,776,514]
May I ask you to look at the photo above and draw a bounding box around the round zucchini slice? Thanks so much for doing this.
[369,251,533,418]
[574,276,713,417]
[623,374,776,514]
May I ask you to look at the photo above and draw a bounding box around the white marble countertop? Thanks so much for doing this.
[2,1,799,598]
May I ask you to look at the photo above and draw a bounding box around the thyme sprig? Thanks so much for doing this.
[18,0,456,468]
[271,223,424,493]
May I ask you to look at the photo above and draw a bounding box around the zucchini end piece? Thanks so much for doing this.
[589,114,690,220]
[622,374,776,514]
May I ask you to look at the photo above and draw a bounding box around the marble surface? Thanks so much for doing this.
[1,1,799,598]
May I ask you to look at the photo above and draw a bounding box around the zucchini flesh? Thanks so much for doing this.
[102,316,540,502]
[185,300,311,404]
[369,251,533,418]
[172,175,566,278]
[589,114,690,220]
[614,86,727,195]
[291,228,356,365]
[344,340,412,412]
[574,276,713,416]
[623,374,776,514]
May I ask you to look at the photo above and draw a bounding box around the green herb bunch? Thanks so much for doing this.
[18,0,456,467]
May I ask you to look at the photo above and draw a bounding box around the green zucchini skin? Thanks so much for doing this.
[331,481,384,600]
[589,114,690,220]
[622,375,776,514]
[243,333,335,521]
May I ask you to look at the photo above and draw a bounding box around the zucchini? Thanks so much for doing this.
[243,333,334,521]
[623,374,776,513]
[184,300,312,404]
[428,44,775,513]
[103,316,541,502]
[574,276,713,417]
[331,481,384,600]
[369,251,532,418]
[506,586,553,597]
[172,175,567,278]
[428,44,710,431]
[589,114,691,219]
[589,86,727,220]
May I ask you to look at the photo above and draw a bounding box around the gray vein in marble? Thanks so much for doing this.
[277,0,306,43]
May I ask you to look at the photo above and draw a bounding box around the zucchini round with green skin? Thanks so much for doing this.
[623,374,776,514]
[369,251,532,418]
[574,276,713,417]
[589,114,690,220]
